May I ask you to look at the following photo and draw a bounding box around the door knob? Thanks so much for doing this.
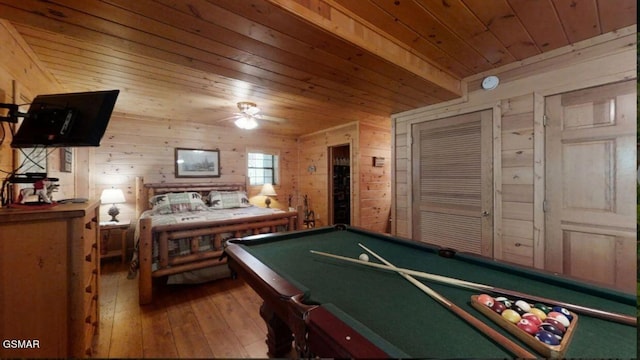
[481,210,490,217]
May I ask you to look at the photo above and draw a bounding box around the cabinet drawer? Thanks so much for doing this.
[84,322,96,357]
[84,290,98,357]
[83,271,98,318]
[83,211,98,254]
[83,246,98,283]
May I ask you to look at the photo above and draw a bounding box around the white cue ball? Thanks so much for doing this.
[358,253,369,262]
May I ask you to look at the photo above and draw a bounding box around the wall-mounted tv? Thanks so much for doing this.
[11,89,119,148]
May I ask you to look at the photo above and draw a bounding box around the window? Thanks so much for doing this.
[248,152,279,185]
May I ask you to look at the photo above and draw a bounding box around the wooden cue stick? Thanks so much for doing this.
[310,249,637,327]
[356,243,536,359]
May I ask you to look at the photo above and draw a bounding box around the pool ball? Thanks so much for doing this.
[529,308,547,321]
[522,313,542,326]
[547,311,571,328]
[358,253,370,262]
[501,309,521,324]
[513,305,528,316]
[552,306,573,321]
[544,318,566,333]
[535,330,561,346]
[491,301,507,314]
[516,318,538,335]
[539,323,564,337]
[477,294,494,307]
[515,300,531,312]
[534,303,552,314]
[495,297,513,308]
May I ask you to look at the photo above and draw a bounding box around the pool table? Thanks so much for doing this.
[225,225,637,358]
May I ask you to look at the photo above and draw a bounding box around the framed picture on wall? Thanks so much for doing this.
[61,147,72,172]
[175,148,220,178]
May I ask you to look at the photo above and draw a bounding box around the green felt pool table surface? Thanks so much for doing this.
[226,225,636,358]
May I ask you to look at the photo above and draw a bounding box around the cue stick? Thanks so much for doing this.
[310,249,637,327]
[355,243,536,359]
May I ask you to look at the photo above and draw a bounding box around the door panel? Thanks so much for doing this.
[545,80,636,293]
[412,110,493,256]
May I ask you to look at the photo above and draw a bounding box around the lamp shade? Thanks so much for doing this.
[259,183,277,196]
[100,188,125,204]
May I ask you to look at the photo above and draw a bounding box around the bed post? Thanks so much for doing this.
[138,217,153,305]
[296,205,304,230]
[135,176,145,219]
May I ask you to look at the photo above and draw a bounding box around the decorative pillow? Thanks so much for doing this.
[208,191,250,209]
[149,192,208,214]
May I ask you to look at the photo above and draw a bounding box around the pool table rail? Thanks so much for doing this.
[226,241,389,357]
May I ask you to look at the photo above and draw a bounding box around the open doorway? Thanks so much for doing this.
[329,144,351,225]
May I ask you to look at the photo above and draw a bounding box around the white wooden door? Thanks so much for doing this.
[412,110,493,256]
[545,80,636,293]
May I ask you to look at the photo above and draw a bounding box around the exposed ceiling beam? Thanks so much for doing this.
[266,0,463,98]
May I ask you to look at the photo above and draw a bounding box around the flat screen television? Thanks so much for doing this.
[11,89,120,148]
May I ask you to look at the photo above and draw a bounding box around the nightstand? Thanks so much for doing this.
[99,220,130,263]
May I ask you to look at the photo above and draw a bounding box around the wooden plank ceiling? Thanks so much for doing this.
[0,0,635,136]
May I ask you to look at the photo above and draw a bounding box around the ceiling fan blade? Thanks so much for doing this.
[215,114,241,123]
[259,114,287,123]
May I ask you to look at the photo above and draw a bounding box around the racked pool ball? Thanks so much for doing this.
[534,303,552,314]
[477,294,494,307]
[522,313,542,326]
[535,330,561,346]
[495,296,513,308]
[529,308,547,321]
[491,301,507,314]
[513,305,528,316]
[544,318,566,333]
[547,311,571,328]
[539,323,564,337]
[516,318,538,335]
[514,300,531,312]
[552,306,573,322]
[501,309,521,324]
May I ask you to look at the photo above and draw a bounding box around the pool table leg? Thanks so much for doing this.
[260,302,294,357]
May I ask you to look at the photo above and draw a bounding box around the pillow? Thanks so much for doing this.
[149,192,208,214]
[208,191,250,209]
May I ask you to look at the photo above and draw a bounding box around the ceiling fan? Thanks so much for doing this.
[219,101,285,130]
[234,101,260,129]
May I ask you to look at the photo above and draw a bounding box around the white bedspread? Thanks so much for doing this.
[139,205,285,227]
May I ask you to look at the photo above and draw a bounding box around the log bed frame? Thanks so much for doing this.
[134,177,302,304]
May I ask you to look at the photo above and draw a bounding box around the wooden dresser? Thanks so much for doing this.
[0,200,100,358]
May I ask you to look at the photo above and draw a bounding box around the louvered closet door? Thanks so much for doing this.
[412,110,493,256]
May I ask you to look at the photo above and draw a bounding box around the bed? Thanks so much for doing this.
[131,177,302,304]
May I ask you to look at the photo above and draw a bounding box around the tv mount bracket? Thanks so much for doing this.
[0,103,28,123]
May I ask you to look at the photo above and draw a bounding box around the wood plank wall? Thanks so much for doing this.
[392,26,636,267]
[94,114,299,223]
[499,94,535,265]
[298,122,358,228]
[0,20,73,202]
[298,120,392,232]
[358,121,391,233]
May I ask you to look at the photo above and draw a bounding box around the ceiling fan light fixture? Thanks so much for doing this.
[237,101,260,115]
[234,114,258,130]
[246,117,258,129]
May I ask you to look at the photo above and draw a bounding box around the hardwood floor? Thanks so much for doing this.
[94,261,283,358]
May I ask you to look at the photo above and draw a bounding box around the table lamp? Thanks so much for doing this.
[101,188,125,222]
[259,183,277,208]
